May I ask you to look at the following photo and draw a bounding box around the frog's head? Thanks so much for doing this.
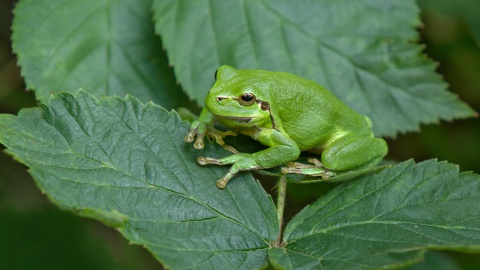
[204,65,273,129]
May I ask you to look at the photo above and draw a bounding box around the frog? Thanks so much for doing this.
[185,65,388,188]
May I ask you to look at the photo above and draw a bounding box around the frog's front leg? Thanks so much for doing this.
[198,128,300,188]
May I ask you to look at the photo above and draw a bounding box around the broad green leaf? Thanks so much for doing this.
[0,90,278,269]
[271,160,480,270]
[12,0,184,109]
[153,0,476,137]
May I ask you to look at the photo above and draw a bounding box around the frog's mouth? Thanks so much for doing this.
[214,115,254,123]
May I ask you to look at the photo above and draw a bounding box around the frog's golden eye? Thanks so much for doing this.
[238,93,256,106]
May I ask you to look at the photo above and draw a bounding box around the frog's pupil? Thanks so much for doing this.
[242,94,253,101]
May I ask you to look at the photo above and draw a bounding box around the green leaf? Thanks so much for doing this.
[153,0,476,137]
[271,160,480,270]
[12,0,184,109]
[0,90,278,269]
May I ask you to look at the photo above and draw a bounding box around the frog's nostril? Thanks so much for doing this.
[217,96,226,102]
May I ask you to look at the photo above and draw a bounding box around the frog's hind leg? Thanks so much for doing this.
[281,135,387,180]
[321,135,387,172]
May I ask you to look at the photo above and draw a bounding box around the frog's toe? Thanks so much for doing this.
[197,156,223,165]
[216,172,235,189]
[193,139,204,149]
[223,144,239,154]
[184,129,196,143]
[306,157,323,167]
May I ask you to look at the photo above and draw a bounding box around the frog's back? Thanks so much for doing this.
[264,71,373,150]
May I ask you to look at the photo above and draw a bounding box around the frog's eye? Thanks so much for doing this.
[238,93,256,106]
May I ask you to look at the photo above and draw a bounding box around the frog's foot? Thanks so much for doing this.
[197,157,237,188]
[197,154,260,189]
[185,127,204,149]
[185,121,237,150]
[281,158,335,180]
[207,128,237,147]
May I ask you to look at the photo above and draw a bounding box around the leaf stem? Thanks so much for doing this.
[274,174,287,247]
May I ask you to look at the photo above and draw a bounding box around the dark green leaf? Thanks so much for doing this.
[0,90,278,269]
[271,160,480,269]
[153,0,476,137]
[12,0,184,109]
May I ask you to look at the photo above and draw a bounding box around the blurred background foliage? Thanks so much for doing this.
[0,0,479,269]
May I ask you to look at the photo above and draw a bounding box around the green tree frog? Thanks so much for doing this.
[185,65,388,188]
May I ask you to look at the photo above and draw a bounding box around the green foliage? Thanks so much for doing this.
[153,0,475,137]
[0,91,278,269]
[1,91,479,269]
[2,0,480,269]
[272,160,480,269]
[12,0,184,109]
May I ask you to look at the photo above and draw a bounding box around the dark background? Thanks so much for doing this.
[1,0,479,269]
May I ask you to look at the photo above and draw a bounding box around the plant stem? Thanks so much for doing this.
[275,174,287,247]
